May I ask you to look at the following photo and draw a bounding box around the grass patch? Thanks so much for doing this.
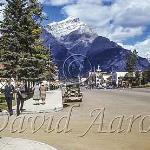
[0,93,5,102]
[0,103,7,111]
[0,93,6,111]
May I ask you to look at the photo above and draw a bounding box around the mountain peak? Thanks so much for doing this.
[48,16,80,26]
[46,17,96,38]
[42,17,150,77]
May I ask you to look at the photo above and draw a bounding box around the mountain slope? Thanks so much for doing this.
[41,17,150,78]
[88,48,149,72]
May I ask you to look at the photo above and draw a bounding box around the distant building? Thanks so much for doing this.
[89,65,111,86]
[112,72,128,85]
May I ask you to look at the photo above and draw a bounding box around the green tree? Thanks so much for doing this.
[0,0,56,82]
[44,49,58,81]
[135,71,143,86]
[142,68,150,84]
[126,49,138,72]
[125,49,138,87]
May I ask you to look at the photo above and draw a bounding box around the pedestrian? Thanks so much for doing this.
[4,79,14,116]
[16,81,26,116]
[40,82,46,104]
[33,82,40,105]
[91,81,95,89]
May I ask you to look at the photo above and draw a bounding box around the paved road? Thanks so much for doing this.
[0,88,150,150]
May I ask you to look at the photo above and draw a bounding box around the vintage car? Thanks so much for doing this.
[63,83,83,102]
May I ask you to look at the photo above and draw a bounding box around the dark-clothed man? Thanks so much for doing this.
[4,80,14,116]
[16,81,26,116]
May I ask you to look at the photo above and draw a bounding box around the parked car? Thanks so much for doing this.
[63,83,83,102]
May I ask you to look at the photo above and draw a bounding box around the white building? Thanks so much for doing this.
[88,65,111,86]
[112,72,128,85]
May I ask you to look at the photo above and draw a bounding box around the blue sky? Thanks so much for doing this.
[40,0,150,58]
[42,5,66,25]
[0,0,150,58]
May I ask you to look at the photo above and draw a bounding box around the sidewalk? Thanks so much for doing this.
[0,137,58,150]
[13,89,63,113]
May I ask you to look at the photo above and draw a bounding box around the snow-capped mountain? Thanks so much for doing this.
[46,17,97,39]
[42,17,150,78]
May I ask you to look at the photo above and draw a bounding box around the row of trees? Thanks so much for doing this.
[0,0,57,82]
[125,49,150,86]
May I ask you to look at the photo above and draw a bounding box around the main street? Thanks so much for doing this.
[0,88,150,150]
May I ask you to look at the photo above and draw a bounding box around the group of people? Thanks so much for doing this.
[3,80,47,116]
[4,80,26,116]
[33,82,47,105]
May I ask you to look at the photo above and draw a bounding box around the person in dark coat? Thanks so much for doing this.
[16,81,26,116]
[4,80,14,116]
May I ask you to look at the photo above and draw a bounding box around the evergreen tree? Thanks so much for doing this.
[125,49,138,87]
[0,0,56,82]
[44,48,58,81]
[126,49,138,73]
[142,66,150,84]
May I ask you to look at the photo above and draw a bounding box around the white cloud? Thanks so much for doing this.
[0,0,5,22]
[62,0,150,57]
[63,2,112,36]
[120,38,150,58]
[62,0,150,40]
[109,26,144,42]
[39,0,74,6]
[112,0,150,27]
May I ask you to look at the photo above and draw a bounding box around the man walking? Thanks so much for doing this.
[4,79,14,116]
[16,81,26,116]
